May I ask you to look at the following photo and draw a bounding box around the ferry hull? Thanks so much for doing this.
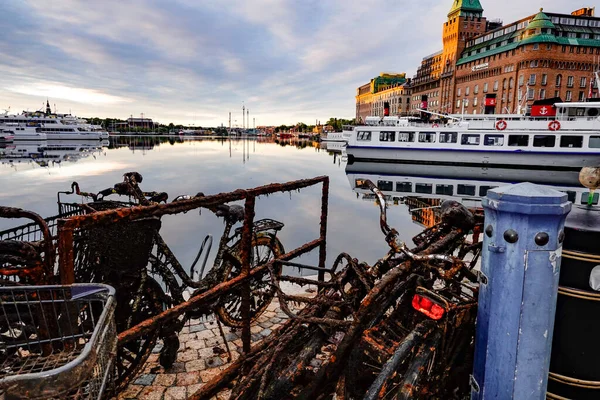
[346,146,600,170]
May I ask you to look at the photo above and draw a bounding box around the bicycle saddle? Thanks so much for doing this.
[215,204,245,224]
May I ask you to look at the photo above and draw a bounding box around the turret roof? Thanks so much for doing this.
[448,0,484,17]
[528,8,555,30]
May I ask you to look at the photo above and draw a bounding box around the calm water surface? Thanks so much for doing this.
[0,136,422,274]
[0,136,586,274]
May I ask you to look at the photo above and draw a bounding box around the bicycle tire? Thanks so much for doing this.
[215,234,284,328]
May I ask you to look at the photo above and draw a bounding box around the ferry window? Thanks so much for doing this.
[396,182,413,193]
[439,132,457,143]
[436,185,453,196]
[415,183,433,194]
[457,184,476,196]
[418,132,436,143]
[581,192,600,205]
[377,180,394,191]
[398,132,415,142]
[508,135,529,146]
[484,134,504,146]
[461,134,480,145]
[479,186,497,197]
[380,131,395,142]
[357,131,371,141]
[562,191,576,203]
[589,136,600,148]
[560,136,583,148]
[533,135,556,147]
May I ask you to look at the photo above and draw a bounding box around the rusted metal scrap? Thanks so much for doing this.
[191,180,483,400]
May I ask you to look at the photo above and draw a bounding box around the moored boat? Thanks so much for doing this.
[346,99,600,170]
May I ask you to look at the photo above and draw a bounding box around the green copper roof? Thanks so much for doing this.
[448,0,484,17]
[520,34,559,45]
[528,8,555,30]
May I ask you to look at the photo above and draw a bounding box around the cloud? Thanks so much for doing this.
[0,0,578,126]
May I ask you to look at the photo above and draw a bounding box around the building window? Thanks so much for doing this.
[541,74,547,85]
[529,74,536,85]
[465,87,470,95]
[519,75,524,86]
[494,80,499,91]
[457,99,462,109]
[527,88,535,100]
[533,43,539,50]
[556,74,562,87]
[474,97,478,106]
[540,89,546,99]
[580,77,587,88]
[579,91,585,101]
[566,91,572,101]
[457,88,462,96]
[554,90,560,98]
[474,85,479,94]
[483,82,488,92]
[567,76,574,87]
[547,44,552,50]
[503,79,508,90]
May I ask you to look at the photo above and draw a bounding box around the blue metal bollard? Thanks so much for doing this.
[471,183,571,400]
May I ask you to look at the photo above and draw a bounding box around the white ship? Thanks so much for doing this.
[322,125,354,143]
[0,139,107,167]
[346,99,600,170]
[0,101,109,140]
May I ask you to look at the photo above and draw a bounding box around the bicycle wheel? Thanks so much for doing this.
[215,234,284,328]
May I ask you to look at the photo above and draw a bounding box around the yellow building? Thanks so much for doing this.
[355,73,411,122]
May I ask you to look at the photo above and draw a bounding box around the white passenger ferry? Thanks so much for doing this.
[322,127,353,143]
[346,161,599,209]
[0,102,109,140]
[346,101,600,170]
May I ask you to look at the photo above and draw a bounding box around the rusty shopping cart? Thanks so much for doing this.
[0,284,116,399]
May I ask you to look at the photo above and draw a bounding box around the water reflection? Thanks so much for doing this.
[345,161,596,228]
[1,140,108,169]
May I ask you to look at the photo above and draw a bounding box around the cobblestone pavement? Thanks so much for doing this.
[117,281,317,400]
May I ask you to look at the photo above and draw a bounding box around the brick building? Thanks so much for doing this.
[361,1,600,119]
[454,7,600,115]
[355,73,411,122]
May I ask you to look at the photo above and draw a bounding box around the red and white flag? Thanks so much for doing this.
[589,77,595,99]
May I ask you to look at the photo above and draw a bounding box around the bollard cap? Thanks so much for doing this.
[484,182,571,215]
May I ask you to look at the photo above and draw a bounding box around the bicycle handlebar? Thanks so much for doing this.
[356,179,458,265]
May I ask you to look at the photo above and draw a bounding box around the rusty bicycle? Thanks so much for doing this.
[0,172,286,390]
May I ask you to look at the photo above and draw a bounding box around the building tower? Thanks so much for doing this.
[441,0,487,113]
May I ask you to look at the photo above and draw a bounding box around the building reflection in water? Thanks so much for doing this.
[1,140,109,168]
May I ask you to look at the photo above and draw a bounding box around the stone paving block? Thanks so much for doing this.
[118,384,143,399]
[187,339,207,350]
[251,334,262,342]
[258,320,273,329]
[200,368,223,383]
[176,349,199,363]
[225,332,239,341]
[216,390,232,399]
[164,386,187,400]
[176,371,201,386]
[187,383,204,397]
[199,346,220,358]
[180,326,190,334]
[185,358,207,372]
[256,314,270,323]
[205,356,224,368]
[154,373,177,386]
[250,325,262,334]
[270,317,282,324]
[137,386,166,400]
[260,328,272,337]
[178,333,190,343]
[189,324,205,333]
[165,362,186,373]
[134,374,156,386]
[196,329,216,340]
[205,336,223,347]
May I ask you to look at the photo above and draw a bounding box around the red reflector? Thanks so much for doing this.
[412,294,445,320]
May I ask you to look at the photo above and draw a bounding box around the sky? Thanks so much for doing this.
[0,0,577,127]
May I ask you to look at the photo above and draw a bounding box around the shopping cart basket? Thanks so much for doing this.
[0,284,116,399]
